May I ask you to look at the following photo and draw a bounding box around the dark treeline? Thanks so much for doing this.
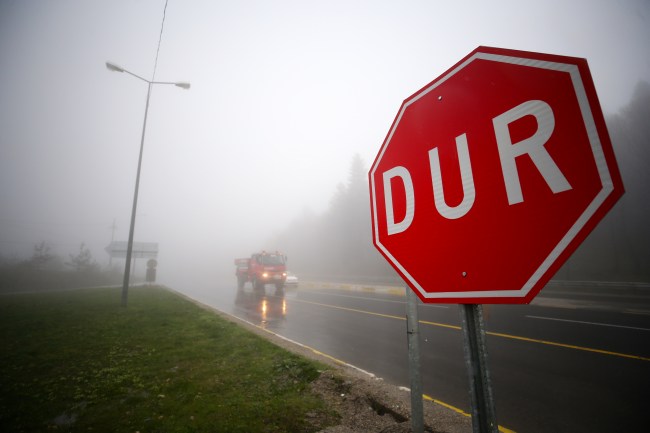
[0,242,122,292]
[272,82,650,283]
[555,81,650,282]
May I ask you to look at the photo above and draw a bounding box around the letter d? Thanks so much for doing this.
[383,166,415,235]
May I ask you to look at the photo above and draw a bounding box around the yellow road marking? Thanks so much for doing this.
[421,394,516,432]
[423,393,470,416]
[293,298,407,321]
[485,331,650,361]
[420,319,462,331]
[293,297,650,361]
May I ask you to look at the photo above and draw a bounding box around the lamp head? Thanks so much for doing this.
[175,82,191,90]
[105,62,124,73]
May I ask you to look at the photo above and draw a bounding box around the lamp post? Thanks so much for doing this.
[106,61,189,307]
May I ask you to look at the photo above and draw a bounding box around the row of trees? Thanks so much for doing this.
[271,82,650,283]
[0,242,122,292]
[556,81,650,281]
[270,154,398,282]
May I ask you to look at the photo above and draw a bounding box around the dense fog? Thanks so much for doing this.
[271,84,650,283]
[0,1,648,293]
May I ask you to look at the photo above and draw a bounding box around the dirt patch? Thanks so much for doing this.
[307,368,470,433]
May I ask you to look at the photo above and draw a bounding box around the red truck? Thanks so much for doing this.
[235,251,287,291]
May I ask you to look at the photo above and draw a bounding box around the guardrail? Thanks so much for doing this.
[298,278,650,301]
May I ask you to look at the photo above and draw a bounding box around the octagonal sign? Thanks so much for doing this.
[369,46,624,304]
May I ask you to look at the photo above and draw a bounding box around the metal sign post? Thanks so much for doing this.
[405,289,424,433]
[459,304,498,433]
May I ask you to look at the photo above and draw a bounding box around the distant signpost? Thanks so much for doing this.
[105,241,158,259]
[146,259,158,284]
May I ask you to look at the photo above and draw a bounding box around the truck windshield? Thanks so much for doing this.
[260,255,285,265]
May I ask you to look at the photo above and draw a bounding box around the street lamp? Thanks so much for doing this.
[106,61,190,307]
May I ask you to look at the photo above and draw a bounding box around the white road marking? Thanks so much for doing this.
[526,315,650,332]
[305,290,448,308]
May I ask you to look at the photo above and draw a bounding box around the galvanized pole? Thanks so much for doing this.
[106,58,189,309]
[459,304,498,433]
[406,289,424,433]
[121,81,152,307]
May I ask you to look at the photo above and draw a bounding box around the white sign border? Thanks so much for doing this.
[369,51,614,300]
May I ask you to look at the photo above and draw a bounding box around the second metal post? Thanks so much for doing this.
[459,304,498,433]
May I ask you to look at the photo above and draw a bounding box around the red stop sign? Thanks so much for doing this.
[369,46,624,304]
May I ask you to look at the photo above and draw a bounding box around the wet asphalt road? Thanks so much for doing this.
[179,281,650,433]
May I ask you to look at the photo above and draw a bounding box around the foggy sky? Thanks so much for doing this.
[1,0,649,289]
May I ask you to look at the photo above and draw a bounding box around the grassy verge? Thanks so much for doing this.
[0,286,337,432]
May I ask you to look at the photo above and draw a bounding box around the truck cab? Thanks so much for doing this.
[235,251,287,292]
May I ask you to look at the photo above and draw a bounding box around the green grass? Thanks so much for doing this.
[0,286,337,432]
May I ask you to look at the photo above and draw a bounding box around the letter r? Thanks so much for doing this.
[493,100,572,205]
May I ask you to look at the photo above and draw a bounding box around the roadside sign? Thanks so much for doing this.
[369,46,624,304]
[105,241,159,259]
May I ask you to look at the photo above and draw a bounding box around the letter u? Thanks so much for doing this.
[428,133,476,219]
